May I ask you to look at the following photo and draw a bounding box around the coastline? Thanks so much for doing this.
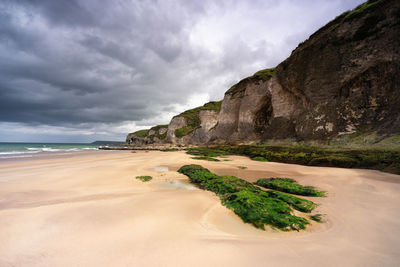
[1,150,399,266]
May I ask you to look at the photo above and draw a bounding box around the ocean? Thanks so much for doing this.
[0,142,100,159]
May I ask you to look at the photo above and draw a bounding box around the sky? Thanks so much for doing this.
[0,0,364,143]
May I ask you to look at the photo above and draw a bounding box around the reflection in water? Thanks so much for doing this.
[159,180,197,190]
[152,166,169,172]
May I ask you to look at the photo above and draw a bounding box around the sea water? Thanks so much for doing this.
[0,142,99,159]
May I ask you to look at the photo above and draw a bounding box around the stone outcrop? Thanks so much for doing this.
[126,125,169,145]
[127,101,221,146]
[126,0,400,147]
[272,0,400,140]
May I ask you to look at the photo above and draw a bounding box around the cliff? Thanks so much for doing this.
[127,0,400,147]
[126,101,221,145]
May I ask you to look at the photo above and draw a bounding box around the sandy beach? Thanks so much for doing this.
[0,150,399,267]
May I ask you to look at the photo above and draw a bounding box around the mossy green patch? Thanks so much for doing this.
[191,156,220,162]
[225,68,275,96]
[174,101,222,138]
[186,145,400,174]
[225,84,238,95]
[344,0,383,21]
[131,129,149,138]
[147,125,168,140]
[252,156,269,162]
[237,166,248,169]
[150,124,168,132]
[186,147,228,157]
[253,68,275,81]
[210,122,219,131]
[175,126,194,138]
[310,214,323,222]
[160,148,179,152]
[178,165,318,230]
[255,178,325,197]
[136,176,152,182]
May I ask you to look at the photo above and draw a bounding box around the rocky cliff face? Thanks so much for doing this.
[126,125,169,145]
[273,0,400,141]
[127,0,400,147]
[126,101,221,146]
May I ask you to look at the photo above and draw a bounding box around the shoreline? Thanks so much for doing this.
[99,144,400,175]
[0,149,116,163]
[1,151,399,266]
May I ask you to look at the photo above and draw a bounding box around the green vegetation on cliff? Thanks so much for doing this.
[343,0,384,20]
[175,126,194,138]
[131,129,149,138]
[178,164,318,230]
[255,178,325,197]
[174,101,222,138]
[253,68,275,81]
[150,125,168,132]
[225,68,275,96]
[148,124,168,140]
[129,125,168,140]
[186,145,400,174]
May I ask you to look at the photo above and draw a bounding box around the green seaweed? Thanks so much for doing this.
[255,178,325,197]
[136,176,152,182]
[178,165,318,230]
[191,156,220,162]
[310,214,324,222]
[185,145,400,175]
[160,148,179,152]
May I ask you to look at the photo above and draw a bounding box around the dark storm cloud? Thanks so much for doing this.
[0,0,364,141]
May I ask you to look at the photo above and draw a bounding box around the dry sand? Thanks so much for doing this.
[0,150,399,267]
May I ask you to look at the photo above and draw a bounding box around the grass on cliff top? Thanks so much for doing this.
[131,129,149,138]
[255,178,325,197]
[174,101,222,138]
[253,68,275,81]
[225,68,275,96]
[130,125,168,140]
[343,0,384,21]
[178,164,319,230]
[147,124,169,140]
[150,124,169,132]
[185,145,400,175]
[136,175,152,182]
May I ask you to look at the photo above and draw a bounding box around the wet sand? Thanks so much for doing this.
[0,150,399,266]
